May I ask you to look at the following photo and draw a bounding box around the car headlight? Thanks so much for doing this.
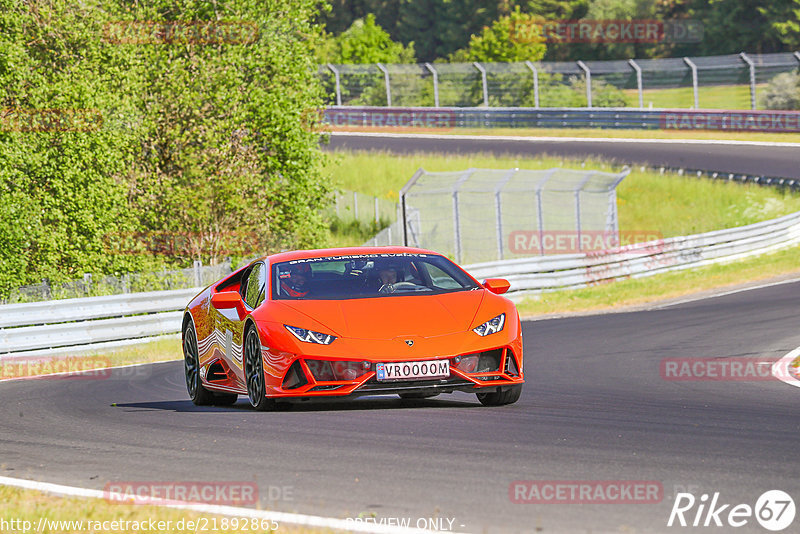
[472,313,505,336]
[284,325,336,345]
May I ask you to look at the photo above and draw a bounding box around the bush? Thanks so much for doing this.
[760,72,800,110]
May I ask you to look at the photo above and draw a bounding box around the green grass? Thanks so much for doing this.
[0,486,328,534]
[622,83,762,110]
[325,150,800,239]
[515,244,800,317]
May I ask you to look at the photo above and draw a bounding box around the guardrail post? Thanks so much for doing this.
[739,52,756,110]
[376,63,391,106]
[473,62,489,107]
[524,60,540,108]
[83,273,92,295]
[577,60,592,108]
[683,57,699,109]
[628,59,643,109]
[326,64,342,106]
[424,62,440,107]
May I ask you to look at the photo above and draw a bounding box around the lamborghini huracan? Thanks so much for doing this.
[182,247,524,410]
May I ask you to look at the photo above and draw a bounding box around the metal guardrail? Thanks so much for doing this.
[0,288,200,356]
[465,211,800,300]
[324,107,800,134]
[2,210,799,356]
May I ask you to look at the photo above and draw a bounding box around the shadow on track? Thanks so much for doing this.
[112,396,481,413]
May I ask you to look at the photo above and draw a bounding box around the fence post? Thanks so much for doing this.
[628,59,643,109]
[739,52,756,110]
[326,64,342,106]
[376,63,391,106]
[83,273,92,295]
[494,169,517,261]
[524,60,540,108]
[400,168,426,246]
[193,260,202,287]
[424,62,439,107]
[473,62,489,107]
[683,57,699,109]
[353,191,359,220]
[574,173,595,252]
[576,60,592,108]
[452,169,475,264]
[374,196,379,225]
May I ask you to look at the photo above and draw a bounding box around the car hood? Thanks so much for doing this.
[278,289,487,340]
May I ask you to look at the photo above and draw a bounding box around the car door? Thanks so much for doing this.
[214,262,267,383]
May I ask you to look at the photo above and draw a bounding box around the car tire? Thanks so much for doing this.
[184,321,215,406]
[398,392,440,399]
[244,326,276,412]
[476,384,522,406]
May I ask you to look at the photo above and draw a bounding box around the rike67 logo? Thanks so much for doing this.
[668,490,795,531]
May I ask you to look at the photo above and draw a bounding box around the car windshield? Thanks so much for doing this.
[271,253,480,300]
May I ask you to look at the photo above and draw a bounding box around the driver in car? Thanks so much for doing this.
[378,264,399,292]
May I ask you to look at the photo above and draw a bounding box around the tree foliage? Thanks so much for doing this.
[0,0,330,296]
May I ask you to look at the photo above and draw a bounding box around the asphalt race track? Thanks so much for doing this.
[2,281,799,533]
[324,132,800,179]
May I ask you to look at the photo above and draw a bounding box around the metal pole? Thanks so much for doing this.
[739,52,756,110]
[400,169,426,247]
[628,59,643,109]
[683,57,699,109]
[574,173,595,252]
[577,60,592,108]
[374,196,379,225]
[494,169,517,261]
[524,60,540,108]
[452,169,475,264]
[376,63,391,106]
[473,62,489,107]
[424,62,439,107]
[353,191,358,220]
[326,64,341,106]
[535,169,557,256]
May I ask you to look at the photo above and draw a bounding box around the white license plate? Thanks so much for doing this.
[375,360,449,381]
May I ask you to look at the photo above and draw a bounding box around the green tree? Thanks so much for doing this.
[450,8,547,62]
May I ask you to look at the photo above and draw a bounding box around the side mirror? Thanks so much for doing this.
[483,278,510,295]
[211,291,243,310]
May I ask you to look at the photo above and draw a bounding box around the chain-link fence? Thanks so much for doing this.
[2,260,233,304]
[321,52,800,110]
[367,167,630,264]
[325,190,400,226]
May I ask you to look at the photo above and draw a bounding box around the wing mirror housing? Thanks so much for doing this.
[482,278,510,295]
[211,291,245,318]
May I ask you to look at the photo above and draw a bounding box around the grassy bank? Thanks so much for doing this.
[325,150,800,239]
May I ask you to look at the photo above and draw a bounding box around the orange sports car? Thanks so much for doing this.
[182,247,523,410]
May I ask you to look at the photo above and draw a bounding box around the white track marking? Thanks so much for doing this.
[772,346,800,388]
[0,475,463,534]
[329,131,800,148]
